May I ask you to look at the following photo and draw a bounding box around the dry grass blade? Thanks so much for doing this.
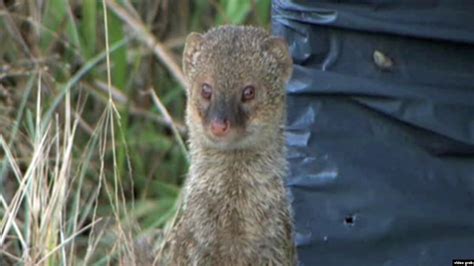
[0,127,50,245]
[105,0,187,90]
[92,80,187,134]
[43,37,129,125]
[148,89,188,159]
[0,194,26,251]
[35,217,103,265]
[0,0,33,57]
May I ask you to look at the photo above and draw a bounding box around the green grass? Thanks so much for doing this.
[0,0,271,264]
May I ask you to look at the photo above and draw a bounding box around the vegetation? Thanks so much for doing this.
[0,0,271,264]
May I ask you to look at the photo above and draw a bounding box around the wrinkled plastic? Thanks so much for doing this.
[272,1,474,265]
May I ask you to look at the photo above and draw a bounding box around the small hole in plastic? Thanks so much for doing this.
[344,215,355,226]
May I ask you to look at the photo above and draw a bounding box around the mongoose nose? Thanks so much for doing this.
[210,120,230,137]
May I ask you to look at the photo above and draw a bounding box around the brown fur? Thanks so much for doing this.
[158,25,296,266]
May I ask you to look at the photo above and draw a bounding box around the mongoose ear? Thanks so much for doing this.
[263,37,293,82]
[183,32,205,77]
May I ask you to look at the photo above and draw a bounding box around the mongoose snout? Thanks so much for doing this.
[209,118,230,137]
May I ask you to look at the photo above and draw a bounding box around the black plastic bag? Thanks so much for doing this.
[272,1,474,265]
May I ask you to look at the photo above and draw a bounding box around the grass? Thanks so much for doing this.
[0,0,271,264]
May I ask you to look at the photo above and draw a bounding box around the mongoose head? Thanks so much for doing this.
[183,25,292,150]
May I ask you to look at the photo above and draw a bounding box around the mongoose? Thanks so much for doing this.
[158,25,296,265]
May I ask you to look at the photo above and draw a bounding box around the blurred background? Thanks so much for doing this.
[0,0,271,264]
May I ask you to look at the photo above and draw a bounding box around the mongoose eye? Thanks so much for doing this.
[201,83,213,100]
[242,85,255,102]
